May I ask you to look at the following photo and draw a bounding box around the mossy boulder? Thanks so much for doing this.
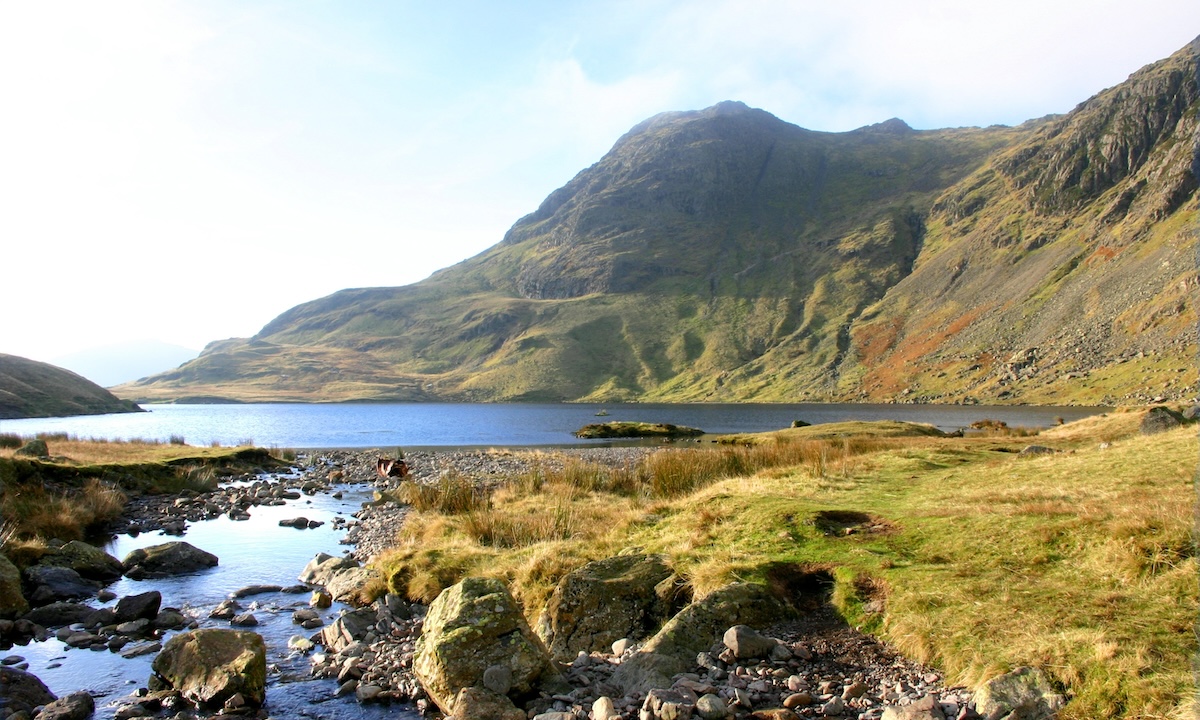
[973,666,1065,720]
[38,539,124,582]
[536,554,685,662]
[413,577,557,715]
[0,553,29,618]
[151,628,267,708]
[0,666,56,716]
[611,582,791,694]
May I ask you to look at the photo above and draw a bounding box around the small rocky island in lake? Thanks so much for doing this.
[573,421,704,439]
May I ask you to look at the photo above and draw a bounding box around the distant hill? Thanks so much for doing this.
[117,37,1200,406]
[0,354,143,419]
[52,340,199,387]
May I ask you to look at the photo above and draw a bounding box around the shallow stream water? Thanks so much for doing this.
[12,472,420,720]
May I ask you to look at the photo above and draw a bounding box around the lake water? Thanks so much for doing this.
[0,402,1108,449]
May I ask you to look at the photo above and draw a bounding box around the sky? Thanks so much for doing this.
[2,0,1198,368]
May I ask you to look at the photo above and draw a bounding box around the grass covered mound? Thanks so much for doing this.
[573,421,704,439]
[0,435,277,551]
[374,411,1197,719]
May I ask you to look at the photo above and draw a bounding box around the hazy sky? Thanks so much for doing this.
[3,1,1198,366]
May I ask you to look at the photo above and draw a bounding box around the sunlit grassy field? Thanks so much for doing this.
[375,409,1197,719]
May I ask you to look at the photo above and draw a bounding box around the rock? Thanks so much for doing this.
[696,693,729,719]
[288,635,315,653]
[1182,405,1200,421]
[151,628,267,708]
[1017,445,1055,456]
[122,542,217,577]
[783,692,813,708]
[536,553,682,661]
[612,637,631,656]
[153,609,188,630]
[749,710,798,720]
[593,696,620,720]
[413,577,557,715]
[882,693,946,720]
[120,640,162,659]
[20,601,96,628]
[820,695,844,715]
[324,565,379,604]
[278,517,310,529]
[33,690,94,720]
[722,624,777,659]
[0,553,29,619]
[1140,406,1185,435]
[14,439,49,458]
[209,599,241,620]
[973,666,1065,720]
[447,686,525,720]
[319,607,378,654]
[23,566,99,605]
[356,684,383,702]
[299,553,358,585]
[230,612,258,627]
[310,590,333,608]
[37,540,124,582]
[115,619,151,636]
[481,664,513,695]
[842,680,868,699]
[231,585,282,598]
[0,665,56,716]
[642,688,692,719]
[115,591,162,623]
[612,582,790,695]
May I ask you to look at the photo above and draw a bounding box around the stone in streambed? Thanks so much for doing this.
[33,690,94,720]
[122,541,217,578]
[151,628,266,708]
[115,591,161,623]
[0,553,29,619]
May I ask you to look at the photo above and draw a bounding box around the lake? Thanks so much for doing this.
[0,402,1108,449]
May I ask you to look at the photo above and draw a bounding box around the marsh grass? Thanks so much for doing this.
[0,478,127,544]
[396,472,490,514]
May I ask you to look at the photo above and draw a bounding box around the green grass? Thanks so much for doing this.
[373,412,1197,719]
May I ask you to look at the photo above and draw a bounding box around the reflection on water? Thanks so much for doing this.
[15,478,419,720]
[0,402,1109,448]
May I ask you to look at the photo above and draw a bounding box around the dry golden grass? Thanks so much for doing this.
[0,435,253,465]
[374,411,1197,719]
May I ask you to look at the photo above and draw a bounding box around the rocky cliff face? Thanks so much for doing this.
[117,37,1199,406]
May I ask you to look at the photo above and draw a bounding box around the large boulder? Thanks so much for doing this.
[299,553,377,605]
[37,540,124,582]
[115,591,162,623]
[122,542,217,578]
[14,439,49,458]
[151,629,267,708]
[33,690,94,720]
[536,554,684,662]
[0,666,56,716]
[413,577,557,715]
[973,666,1065,720]
[319,606,378,654]
[23,565,99,605]
[21,601,98,628]
[448,686,526,720]
[1140,406,1186,435]
[612,582,791,695]
[0,553,29,619]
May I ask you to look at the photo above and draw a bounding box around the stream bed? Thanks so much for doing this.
[10,469,421,720]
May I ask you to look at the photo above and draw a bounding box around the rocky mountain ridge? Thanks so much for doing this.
[117,37,1200,406]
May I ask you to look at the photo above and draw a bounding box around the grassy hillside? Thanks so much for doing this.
[117,39,1199,405]
[0,353,142,419]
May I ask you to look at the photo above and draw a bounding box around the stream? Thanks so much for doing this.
[10,467,421,720]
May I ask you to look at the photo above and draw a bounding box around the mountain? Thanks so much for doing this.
[51,340,199,388]
[0,354,143,419]
[117,38,1200,406]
